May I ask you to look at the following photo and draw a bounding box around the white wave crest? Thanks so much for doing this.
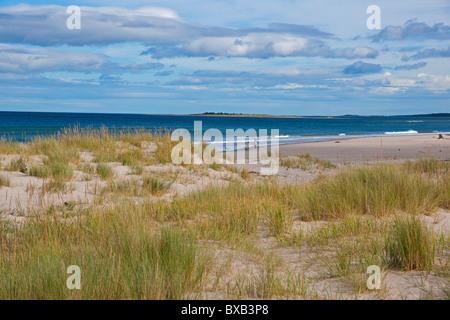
[384,130,418,135]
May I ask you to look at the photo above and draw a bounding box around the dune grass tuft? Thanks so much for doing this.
[96,164,114,180]
[0,175,10,188]
[384,215,436,271]
[143,176,172,195]
[29,165,50,178]
[296,163,446,220]
[281,153,336,170]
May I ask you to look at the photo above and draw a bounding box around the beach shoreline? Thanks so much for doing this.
[278,133,450,163]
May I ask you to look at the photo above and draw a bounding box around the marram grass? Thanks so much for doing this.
[0,174,10,188]
[0,203,211,300]
[296,163,447,220]
[384,215,436,271]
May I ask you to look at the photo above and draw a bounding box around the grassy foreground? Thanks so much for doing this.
[0,130,449,299]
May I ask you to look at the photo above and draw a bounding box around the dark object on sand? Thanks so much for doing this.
[438,134,444,139]
[335,141,340,143]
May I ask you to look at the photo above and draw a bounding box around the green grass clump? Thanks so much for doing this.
[93,147,118,163]
[281,153,336,170]
[165,183,265,243]
[49,163,73,180]
[119,149,144,167]
[296,163,445,220]
[0,175,10,188]
[29,163,73,181]
[384,216,436,271]
[143,176,171,195]
[30,139,79,174]
[267,206,293,237]
[404,158,450,175]
[29,164,72,181]
[96,164,114,180]
[0,203,210,299]
[29,166,50,178]
[21,138,78,181]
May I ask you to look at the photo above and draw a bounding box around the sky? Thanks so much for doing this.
[0,0,449,116]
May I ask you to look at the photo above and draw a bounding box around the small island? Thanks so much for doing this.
[189,112,304,118]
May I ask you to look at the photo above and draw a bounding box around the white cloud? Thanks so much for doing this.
[416,73,450,91]
[0,5,189,46]
[154,33,377,59]
[0,44,163,74]
[184,34,309,57]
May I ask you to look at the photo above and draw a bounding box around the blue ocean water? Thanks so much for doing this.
[0,112,449,147]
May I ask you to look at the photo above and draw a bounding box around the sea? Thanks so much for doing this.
[1,111,449,150]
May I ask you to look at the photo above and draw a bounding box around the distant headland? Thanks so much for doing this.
[189,112,304,118]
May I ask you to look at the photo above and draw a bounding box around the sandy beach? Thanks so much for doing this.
[1,129,449,300]
[279,134,450,163]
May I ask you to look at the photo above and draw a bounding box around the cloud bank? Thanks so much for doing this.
[0,44,163,74]
[402,47,450,61]
[0,4,377,60]
[372,20,450,42]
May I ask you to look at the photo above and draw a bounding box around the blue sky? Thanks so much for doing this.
[0,1,449,115]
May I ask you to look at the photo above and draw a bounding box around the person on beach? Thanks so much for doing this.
[254,137,258,148]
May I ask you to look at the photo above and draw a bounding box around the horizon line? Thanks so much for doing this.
[0,110,449,118]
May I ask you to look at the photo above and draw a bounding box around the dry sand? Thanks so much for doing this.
[279,134,450,163]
